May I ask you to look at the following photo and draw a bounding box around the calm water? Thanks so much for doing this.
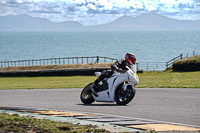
[0,31,199,62]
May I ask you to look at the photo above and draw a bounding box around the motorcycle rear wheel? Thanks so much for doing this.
[115,85,136,105]
[80,83,95,104]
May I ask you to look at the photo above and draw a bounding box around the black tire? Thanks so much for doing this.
[80,83,95,104]
[115,85,136,105]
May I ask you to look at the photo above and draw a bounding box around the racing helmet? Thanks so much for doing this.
[125,53,136,65]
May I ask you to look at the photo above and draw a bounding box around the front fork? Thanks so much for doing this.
[122,82,133,91]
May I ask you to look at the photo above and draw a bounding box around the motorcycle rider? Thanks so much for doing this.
[91,53,136,96]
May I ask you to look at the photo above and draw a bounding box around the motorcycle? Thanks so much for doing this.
[80,65,139,105]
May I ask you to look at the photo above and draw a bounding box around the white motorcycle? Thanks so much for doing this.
[80,65,139,105]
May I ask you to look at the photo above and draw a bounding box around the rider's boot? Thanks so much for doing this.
[91,78,100,96]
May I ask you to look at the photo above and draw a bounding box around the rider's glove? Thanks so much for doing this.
[117,68,126,73]
[117,68,122,73]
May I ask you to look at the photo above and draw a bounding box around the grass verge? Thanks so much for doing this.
[0,76,96,89]
[0,113,106,133]
[0,71,199,89]
[137,71,200,88]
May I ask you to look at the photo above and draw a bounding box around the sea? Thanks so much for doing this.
[0,31,200,63]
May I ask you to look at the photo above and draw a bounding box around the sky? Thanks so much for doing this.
[0,0,200,26]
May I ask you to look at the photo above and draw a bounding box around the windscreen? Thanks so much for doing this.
[131,64,137,73]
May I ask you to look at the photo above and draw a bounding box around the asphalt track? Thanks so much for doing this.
[0,88,200,127]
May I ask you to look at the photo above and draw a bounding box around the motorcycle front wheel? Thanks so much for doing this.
[80,83,95,104]
[115,85,136,105]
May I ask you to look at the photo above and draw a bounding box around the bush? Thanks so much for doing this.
[173,55,200,71]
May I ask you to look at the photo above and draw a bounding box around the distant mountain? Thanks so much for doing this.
[87,13,200,31]
[0,14,84,31]
[0,13,200,31]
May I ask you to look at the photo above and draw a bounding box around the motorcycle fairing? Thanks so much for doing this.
[92,72,120,102]
[93,67,139,102]
[81,65,138,105]
[93,71,129,102]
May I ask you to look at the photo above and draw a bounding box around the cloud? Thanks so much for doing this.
[0,0,199,25]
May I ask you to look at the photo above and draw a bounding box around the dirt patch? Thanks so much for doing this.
[0,63,112,72]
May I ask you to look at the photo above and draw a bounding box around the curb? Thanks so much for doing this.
[1,106,200,133]
[0,107,141,133]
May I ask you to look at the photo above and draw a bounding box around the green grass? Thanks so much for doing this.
[175,55,200,65]
[0,113,106,133]
[0,76,96,89]
[0,71,200,89]
[137,71,200,88]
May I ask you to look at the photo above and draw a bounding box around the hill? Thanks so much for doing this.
[0,13,200,31]
[88,13,200,30]
[173,55,200,71]
[0,14,84,31]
